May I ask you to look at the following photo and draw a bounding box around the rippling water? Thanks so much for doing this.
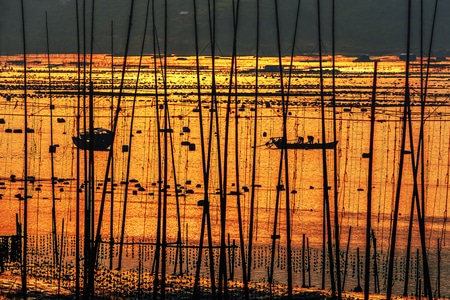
[0,54,449,297]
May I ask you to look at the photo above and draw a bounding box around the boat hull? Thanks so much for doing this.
[72,128,113,151]
[269,138,338,150]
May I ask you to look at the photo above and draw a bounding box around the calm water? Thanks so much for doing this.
[0,54,449,297]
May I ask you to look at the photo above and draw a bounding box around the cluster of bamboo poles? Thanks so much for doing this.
[16,0,443,299]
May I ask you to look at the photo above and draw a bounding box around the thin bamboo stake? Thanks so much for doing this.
[364,61,378,299]
[20,1,28,297]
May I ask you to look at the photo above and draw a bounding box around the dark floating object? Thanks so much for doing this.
[72,128,113,151]
[362,153,371,158]
[181,141,190,146]
[266,137,338,150]
[5,128,12,133]
[357,188,364,191]
[13,129,23,133]
[277,184,285,191]
[291,190,297,194]
[182,126,190,133]
[271,234,281,240]
[0,118,5,124]
[136,130,142,134]
[49,145,59,153]
[197,200,206,206]
[57,118,66,123]
[26,128,34,133]
[159,128,173,133]
[122,145,129,152]
[188,144,196,151]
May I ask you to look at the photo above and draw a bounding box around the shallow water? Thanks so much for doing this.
[0,54,449,297]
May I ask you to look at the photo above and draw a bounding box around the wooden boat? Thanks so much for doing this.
[72,128,113,151]
[266,137,338,150]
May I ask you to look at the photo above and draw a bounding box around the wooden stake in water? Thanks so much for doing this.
[20,0,28,297]
[364,61,378,299]
[45,10,59,268]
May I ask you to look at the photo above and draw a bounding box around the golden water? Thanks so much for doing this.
[0,54,449,297]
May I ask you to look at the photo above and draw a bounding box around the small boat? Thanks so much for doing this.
[72,128,113,151]
[266,137,338,150]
